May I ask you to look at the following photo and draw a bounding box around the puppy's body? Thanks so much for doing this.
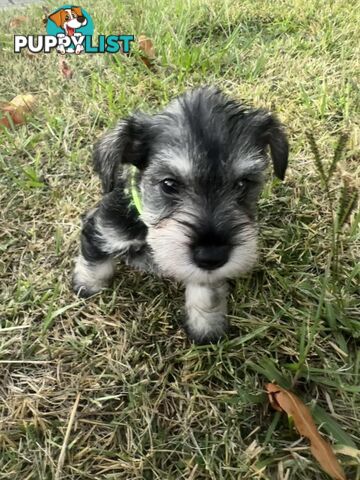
[73,87,288,343]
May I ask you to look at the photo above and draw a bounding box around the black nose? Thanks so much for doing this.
[78,16,86,23]
[193,245,230,270]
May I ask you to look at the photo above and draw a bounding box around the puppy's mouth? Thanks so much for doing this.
[66,17,86,33]
[66,26,75,36]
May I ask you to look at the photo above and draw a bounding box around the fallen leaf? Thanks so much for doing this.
[138,35,155,58]
[0,107,23,129]
[0,94,36,129]
[266,384,346,480]
[9,16,27,28]
[9,94,36,110]
[138,35,156,70]
[59,58,73,79]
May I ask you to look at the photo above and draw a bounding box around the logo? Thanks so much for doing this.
[14,5,134,55]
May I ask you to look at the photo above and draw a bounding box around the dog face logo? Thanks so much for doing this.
[49,6,87,36]
[46,4,93,54]
[14,6,133,55]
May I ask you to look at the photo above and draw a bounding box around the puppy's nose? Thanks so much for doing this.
[78,16,86,23]
[193,245,230,270]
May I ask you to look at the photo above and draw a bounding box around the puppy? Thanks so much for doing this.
[72,86,288,344]
[49,6,87,54]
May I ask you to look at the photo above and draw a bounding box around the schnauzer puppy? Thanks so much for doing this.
[72,86,288,344]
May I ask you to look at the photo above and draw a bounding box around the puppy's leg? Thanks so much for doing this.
[56,34,66,55]
[184,282,229,344]
[72,213,116,298]
[72,189,147,298]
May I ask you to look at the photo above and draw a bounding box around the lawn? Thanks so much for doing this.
[0,0,359,479]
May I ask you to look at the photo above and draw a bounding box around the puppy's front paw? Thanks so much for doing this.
[72,256,115,298]
[72,276,101,298]
[184,282,229,344]
[183,314,229,345]
[75,44,84,55]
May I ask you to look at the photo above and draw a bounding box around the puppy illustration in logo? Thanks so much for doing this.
[49,6,87,54]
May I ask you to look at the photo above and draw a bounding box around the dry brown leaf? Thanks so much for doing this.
[59,58,73,79]
[138,35,155,58]
[9,16,27,29]
[138,35,156,69]
[0,94,36,129]
[266,383,346,480]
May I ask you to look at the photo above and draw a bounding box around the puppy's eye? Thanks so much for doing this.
[65,14,70,20]
[237,179,249,191]
[160,178,179,196]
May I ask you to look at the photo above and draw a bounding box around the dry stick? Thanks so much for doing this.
[0,325,31,332]
[55,392,81,480]
[0,360,52,364]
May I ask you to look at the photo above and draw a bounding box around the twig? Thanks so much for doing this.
[0,360,52,364]
[55,392,81,480]
[0,325,30,332]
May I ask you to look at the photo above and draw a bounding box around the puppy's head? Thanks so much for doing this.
[94,87,289,283]
[49,6,87,31]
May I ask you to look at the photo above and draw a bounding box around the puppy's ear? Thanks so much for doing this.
[49,9,65,27]
[93,113,152,193]
[72,6,83,17]
[253,111,289,180]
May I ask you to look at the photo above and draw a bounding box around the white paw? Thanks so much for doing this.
[184,283,228,344]
[72,256,115,298]
[75,44,84,55]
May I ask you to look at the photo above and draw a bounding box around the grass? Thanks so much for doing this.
[0,0,359,478]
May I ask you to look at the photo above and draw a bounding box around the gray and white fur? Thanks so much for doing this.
[72,86,289,344]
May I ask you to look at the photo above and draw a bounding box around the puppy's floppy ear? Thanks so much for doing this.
[93,113,153,193]
[252,110,289,180]
[72,6,83,16]
[49,9,65,27]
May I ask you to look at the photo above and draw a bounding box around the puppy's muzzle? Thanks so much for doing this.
[192,244,231,270]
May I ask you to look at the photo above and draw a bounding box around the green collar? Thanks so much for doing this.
[130,166,143,214]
